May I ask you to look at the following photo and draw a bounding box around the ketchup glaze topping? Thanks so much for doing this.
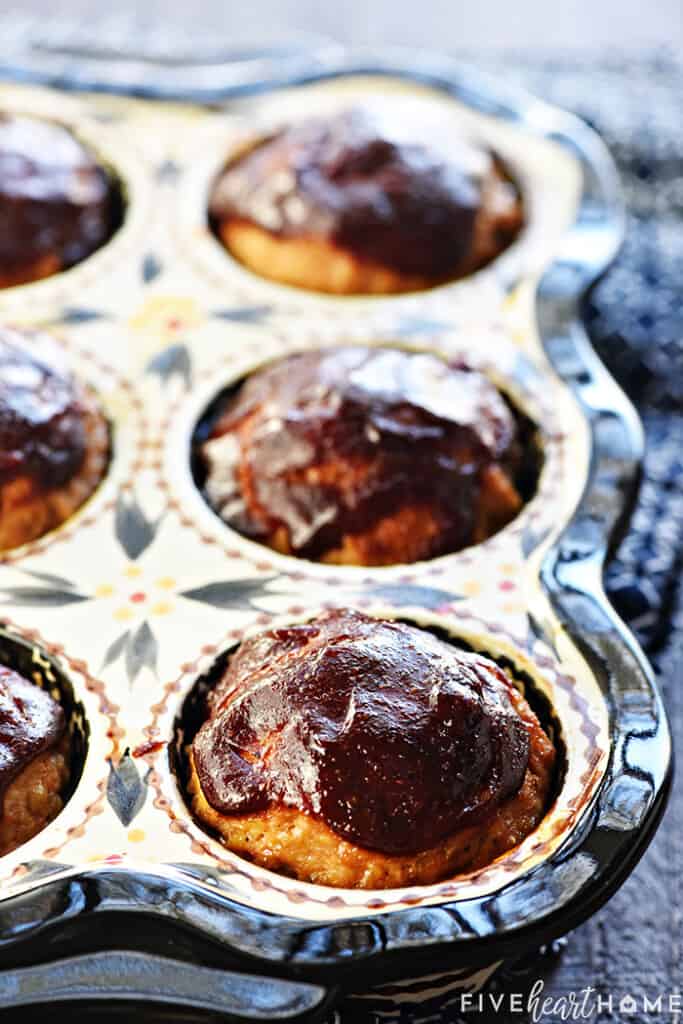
[0,332,87,491]
[0,667,65,800]
[199,345,519,560]
[209,107,515,279]
[193,609,531,856]
[0,114,116,280]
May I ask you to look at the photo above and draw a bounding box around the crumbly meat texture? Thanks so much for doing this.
[189,684,555,889]
[188,610,556,889]
[0,400,108,551]
[0,734,70,856]
[0,114,117,289]
[200,347,523,566]
[210,108,523,295]
[0,335,109,551]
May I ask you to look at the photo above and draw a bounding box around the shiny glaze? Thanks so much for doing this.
[194,610,530,855]
[210,107,512,278]
[0,667,65,801]
[0,114,116,280]
[0,59,663,1005]
[0,332,87,491]
[200,345,518,560]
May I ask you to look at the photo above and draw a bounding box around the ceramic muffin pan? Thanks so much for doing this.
[0,53,671,1023]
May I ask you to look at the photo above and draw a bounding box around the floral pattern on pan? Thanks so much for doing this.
[162,325,579,582]
[177,80,581,327]
[0,94,152,320]
[0,77,612,929]
[0,620,121,886]
[0,327,147,566]
[141,602,608,918]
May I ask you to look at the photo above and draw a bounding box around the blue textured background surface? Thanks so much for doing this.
[461,51,683,1021]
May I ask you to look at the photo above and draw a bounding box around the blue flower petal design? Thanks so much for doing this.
[211,306,272,324]
[101,629,131,671]
[142,253,163,283]
[180,578,274,610]
[396,317,453,337]
[58,308,108,324]
[145,344,192,389]
[126,621,158,684]
[366,584,462,609]
[156,160,181,183]
[107,750,148,826]
[0,586,89,607]
[115,494,159,561]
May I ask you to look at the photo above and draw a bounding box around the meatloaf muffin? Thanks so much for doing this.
[197,346,524,565]
[189,609,556,888]
[0,328,109,551]
[209,107,523,294]
[0,666,70,855]
[0,114,119,288]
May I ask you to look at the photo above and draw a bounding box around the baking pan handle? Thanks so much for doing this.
[0,950,335,1021]
[534,138,671,804]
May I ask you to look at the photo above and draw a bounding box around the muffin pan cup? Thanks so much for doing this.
[0,50,672,1021]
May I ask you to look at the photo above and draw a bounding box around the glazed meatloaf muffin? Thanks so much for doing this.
[209,107,523,294]
[197,346,524,565]
[0,666,70,855]
[0,328,109,551]
[189,609,556,889]
[0,114,119,288]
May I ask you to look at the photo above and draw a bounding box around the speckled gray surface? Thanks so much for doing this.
[4,0,683,53]
[491,51,683,1021]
